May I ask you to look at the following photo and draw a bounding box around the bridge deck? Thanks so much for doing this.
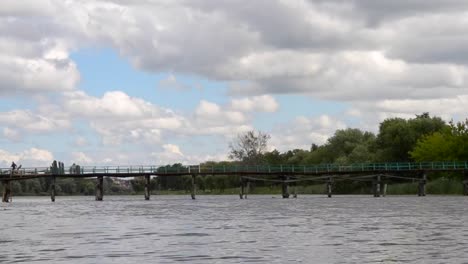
[1,161,467,181]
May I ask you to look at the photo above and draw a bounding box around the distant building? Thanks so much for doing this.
[111,177,132,190]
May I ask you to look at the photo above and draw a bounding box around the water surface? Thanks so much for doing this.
[1,195,467,263]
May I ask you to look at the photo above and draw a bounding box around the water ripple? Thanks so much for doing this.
[1,195,468,263]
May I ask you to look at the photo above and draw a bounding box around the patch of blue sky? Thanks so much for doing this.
[1,132,60,156]
[0,97,37,112]
[68,122,99,147]
[70,48,228,113]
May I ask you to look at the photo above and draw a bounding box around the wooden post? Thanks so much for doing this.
[373,175,381,197]
[2,181,11,203]
[381,183,388,197]
[282,176,290,199]
[144,175,150,200]
[95,176,104,201]
[50,160,58,202]
[239,177,245,199]
[292,181,297,198]
[191,174,196,200]
[463,170,468,196]
[50,175,56,202]
[418,173,427,197]
[245,180,250,199]
[327,177,332,198]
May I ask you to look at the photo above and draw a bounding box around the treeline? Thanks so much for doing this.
[155,113,468,193]
[232,113,466,165]
[3,113,467,195]
[1,177,137,197]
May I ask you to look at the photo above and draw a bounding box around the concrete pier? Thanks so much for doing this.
[2,181,11,203]
[373,175,381,197]
[418,173,427,197]
[327,177,332,198]
[292,182,297,198]
[191,175,196,200]
[282,176,290,199]
[50,175,56,202]
[144,175,150,200]
[463,170,468,196]
[381,183,388,197]
[245,180,250,199]
[239,178,245,199]
[96,176,104,201]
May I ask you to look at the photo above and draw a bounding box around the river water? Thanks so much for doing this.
[1,195,467,263]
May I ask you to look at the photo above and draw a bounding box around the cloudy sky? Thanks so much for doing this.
[1,0,468,167]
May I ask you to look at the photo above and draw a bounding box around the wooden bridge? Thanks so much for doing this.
[2,161,468,202]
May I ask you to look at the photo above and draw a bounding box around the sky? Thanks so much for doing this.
[1,0,468,167]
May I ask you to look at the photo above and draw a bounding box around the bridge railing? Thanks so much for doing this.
[1,161,467,177]
[0,167,51,176]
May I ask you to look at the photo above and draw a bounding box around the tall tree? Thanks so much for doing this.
[229,130,270,164]
[411,119,468,161]
[303,128,377,164]
[376,113,446,161]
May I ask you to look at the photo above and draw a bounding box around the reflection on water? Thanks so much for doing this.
[1,195,468,263]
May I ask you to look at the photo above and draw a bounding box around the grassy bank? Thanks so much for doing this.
[386,177,464,195]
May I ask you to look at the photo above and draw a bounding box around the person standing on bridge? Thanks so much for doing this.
[11,161,17,171]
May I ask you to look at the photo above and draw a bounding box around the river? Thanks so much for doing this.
[1,195,467,263]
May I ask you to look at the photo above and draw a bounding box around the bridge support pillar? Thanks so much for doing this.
[95,176,104,201]
[282,176,290,199]
[381,183,387,197]
[292,182,297,198]
[327,177,332,198]
[245,180,250,199]
[373,175,381,197]
[144,175,150,200]
[191,175,196,200]
[418,173,427,197]
[2,181,11,203]
[239,178,245,199]
[50,175,56,202]
[463,171,468,196]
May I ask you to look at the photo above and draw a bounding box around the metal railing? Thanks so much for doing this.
[1,161,467,177]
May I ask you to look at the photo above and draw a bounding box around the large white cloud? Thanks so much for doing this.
[270,115,347,151]
[0,4,80,94]
[0,109,71,141]
[61,90,186,145]
[230,95,279,113]
[0,148,54,167]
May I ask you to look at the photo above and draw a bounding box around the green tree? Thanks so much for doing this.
[376,114,446,161]
[196,176,206,191]
[326,128,376,163]
[205,175,215,191]
[263,150,283,165]
[57,178,77,194]
[214,176,227,192]
[285,149,309,165]
[157,164,186,190]
[411,119,468,161]
[299,128,376,164]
